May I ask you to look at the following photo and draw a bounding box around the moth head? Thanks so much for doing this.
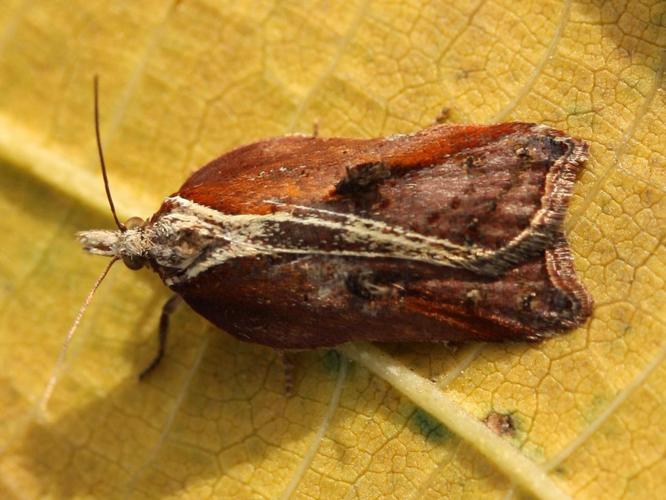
[77,216,148,271]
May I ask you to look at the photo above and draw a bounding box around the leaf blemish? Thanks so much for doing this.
[411,408,451,442]
[322,350,342,373]
[483,411,516,437]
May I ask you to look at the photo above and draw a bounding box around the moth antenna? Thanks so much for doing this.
[39,257,119,414]
[93,75,126,232]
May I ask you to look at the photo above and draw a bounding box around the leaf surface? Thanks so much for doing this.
[0,1,665,498]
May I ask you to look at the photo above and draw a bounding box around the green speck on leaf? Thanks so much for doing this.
[411,408,451,442]
[322,350,341,373]
[553,465,568,476]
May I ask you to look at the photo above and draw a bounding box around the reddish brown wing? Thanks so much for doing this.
[175,123,534,215]
[169,250,591,348]
[161,123,592,348]
[175,123,578,248]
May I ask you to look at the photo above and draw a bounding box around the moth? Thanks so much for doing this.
[76,80,593,378]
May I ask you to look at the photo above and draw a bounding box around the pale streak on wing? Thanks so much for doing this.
[157,195,488,286]
[259,127,587,276]
[158,142,583,285]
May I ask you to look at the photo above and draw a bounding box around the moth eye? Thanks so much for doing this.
[122,254,145,271]
[124,216,145,230]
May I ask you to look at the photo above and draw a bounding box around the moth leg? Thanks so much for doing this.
[278,350,296,397]
[433,106,451,124]
[139,294,183,380]
[312,119,320,138]
[345,270,392,299]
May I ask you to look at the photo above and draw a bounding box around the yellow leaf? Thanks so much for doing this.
[1,1,665,498]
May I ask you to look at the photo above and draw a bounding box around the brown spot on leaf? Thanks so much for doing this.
[484,411,515,436]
